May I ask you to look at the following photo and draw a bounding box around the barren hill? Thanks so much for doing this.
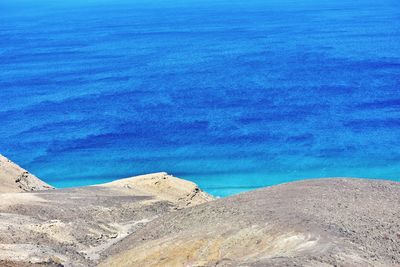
[1,156,400,266]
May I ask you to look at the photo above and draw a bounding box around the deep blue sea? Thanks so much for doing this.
[1,0,400,196]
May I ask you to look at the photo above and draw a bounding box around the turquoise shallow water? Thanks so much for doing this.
[1,0,400,196]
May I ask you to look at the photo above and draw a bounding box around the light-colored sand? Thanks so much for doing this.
[97,172,214,208]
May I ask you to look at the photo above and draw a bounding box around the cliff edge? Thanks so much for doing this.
[0,154,53,193]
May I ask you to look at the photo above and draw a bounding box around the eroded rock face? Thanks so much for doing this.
[0,154,53,193]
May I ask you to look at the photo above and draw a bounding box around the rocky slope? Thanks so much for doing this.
[0,154,53,193]
[0,158,212,266]
[1,155,400,266]
[102,178,400,267]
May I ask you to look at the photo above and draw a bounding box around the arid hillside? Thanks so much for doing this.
[1,155,399,266]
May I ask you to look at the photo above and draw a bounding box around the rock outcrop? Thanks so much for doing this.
[97,172,214,208]
[0,154,53,193]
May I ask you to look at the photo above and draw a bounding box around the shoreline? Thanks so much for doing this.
[43,174,400,198]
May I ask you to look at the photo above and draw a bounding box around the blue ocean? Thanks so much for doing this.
[1,0,400,196]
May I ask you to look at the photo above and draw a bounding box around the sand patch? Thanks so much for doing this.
[0,193,48,207]
[101,226,327,267]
